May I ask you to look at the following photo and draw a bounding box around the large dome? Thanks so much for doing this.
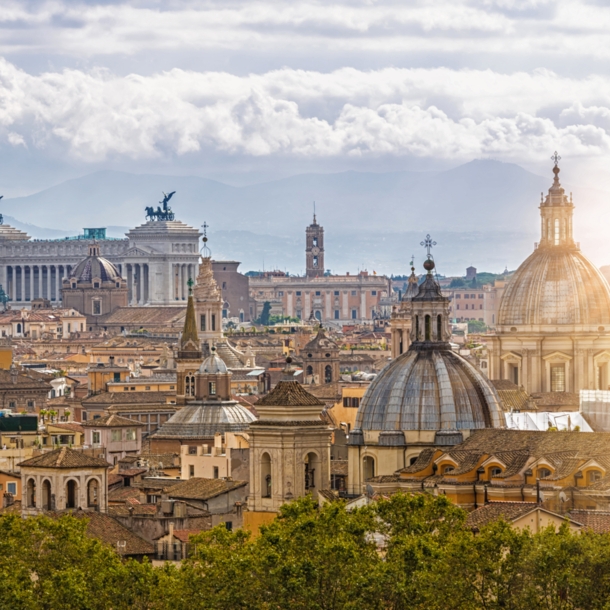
[70,245,122,284]
[355,345,504,432]
[498,248,610,327]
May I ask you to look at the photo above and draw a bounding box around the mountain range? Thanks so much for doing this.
[2,159,608,276]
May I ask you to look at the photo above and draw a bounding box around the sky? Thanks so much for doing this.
[2,0,610,276]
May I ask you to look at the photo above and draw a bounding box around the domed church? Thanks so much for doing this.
[488,156,610,394]
[347,249,504,494]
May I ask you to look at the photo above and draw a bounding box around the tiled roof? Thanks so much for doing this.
[399,447,436,474]
[96,307,186,326]
[81,413,145,428]
[109,504,158,516]
[108,487,142,503]
[0,368,51,390]
[71,511,154,556]
[48,423,84,433]
[172,529,205,543]
[568,511,610,533]
[19,447,111,469]
[165,477,247,501]
[83,391,175,405]
[465,502,540,529]
[444,450,484,475]
[492,380,530,411]
[492,451,531,478]
[257,380,324,407]
[530,392,580,410]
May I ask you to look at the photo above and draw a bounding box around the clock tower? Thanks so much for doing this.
[305,213,324,278]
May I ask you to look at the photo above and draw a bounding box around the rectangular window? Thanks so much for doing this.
[351,291,356,296]
[189,465,195,478]
[145,386,150,390]
[209,381,217,395]
[188,446,197,455]
[478,294,484,299]
[351,310,357,319]
[93,300,101,315]
[464,294,469,299]
[111,430,122,442]
[456,304,460,310]
[211,314,216,331]
[334,310,340,319]
[296,291,301,296]
[551,365,566,392]
[277,291,284,297]
[92,431,101,445]
[7,482,16,495]
[456,294,461,299]
[125,429,136,441]
[8,401,15,409]
[334,291,339,296]
[213,466,219,479]
[372,291,377,296]
[123,387,129,391]
[315,291,321,296]
[27,400,34,408]
[200,314,206,331]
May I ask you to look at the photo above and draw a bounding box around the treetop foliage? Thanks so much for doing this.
[1,494,609,609]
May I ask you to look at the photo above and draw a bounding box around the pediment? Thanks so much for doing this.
[122,246,156,257]
[542,351,572,363]
[501,351,522,362]
[594,351,610,364]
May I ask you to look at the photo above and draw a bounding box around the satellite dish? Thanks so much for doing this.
[365,484,375,498]
[559,491,568,502]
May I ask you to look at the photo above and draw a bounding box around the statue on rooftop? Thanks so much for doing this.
[145,191,176,221]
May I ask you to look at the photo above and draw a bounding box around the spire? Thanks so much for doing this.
[180,288,199,351]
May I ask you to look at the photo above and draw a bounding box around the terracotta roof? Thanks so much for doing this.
[172,529,204,543]
[0,368,51,390]
[568,510,610,533]
[530,392,580,410]
[119,468,147,477]
[466,502,543,529]
[331,460,348,476]
[109,504,158,516]
[96,307,186,326]
[48,423,84,433]
[19,447,111,469]
[165,477,247,501]
[108,473,124,486]
[108,486,142,503]
[81,413,145,428]
[70,510,154,556]
[399,447,436,474]
[492,380,531,411]
[257,380,324,407]
[83,391,175,405]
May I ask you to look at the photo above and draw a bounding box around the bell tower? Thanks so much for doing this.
[305,210,324,278]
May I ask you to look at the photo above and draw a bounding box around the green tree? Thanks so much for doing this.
[467,319,487,334]
[256,301,271,326]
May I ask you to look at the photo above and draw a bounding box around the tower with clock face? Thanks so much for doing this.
[305,213,325,278]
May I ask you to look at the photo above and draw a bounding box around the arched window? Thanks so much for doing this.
[27,478,36,508]
[87,479,99,508]
[537,468,552,479]
[437,315,442,341]
[261,453,271,498]
[42,479,52,510]
[185,374,195,397]
[324,365,332,383]
[16,323,21,334]
[66,480,78,509]
[306,365,313,377]
[554,218,560,245]
[363,456,375,480]
[442,465,455,474]
[425,315,431,341]
[305,452,319,490]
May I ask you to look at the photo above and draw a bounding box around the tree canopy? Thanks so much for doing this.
[3,494,610,609]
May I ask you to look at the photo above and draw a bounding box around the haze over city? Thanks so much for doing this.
[2,1,610,274]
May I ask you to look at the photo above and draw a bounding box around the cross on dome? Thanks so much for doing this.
[420,234,436,258]
[551,151,561,166]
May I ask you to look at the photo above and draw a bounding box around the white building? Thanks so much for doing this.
[0,219,201,309]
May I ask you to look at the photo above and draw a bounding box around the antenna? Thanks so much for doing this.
[313,201,316,224]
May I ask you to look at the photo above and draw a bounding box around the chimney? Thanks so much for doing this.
[109,356,115,367]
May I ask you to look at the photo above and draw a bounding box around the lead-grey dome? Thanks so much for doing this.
[498,248,610,327]
[199,350,228,374]
[355,345,504,432]
[70,245,121,284]
[151,401,255,439]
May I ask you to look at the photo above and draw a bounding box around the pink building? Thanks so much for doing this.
[82,414,144,465]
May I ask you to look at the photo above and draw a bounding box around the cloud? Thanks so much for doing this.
[3,60,610,164]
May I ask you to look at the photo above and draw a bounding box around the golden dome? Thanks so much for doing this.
[498,249,610,327]
[498,157,610,328]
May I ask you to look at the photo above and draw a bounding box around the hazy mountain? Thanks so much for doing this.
[2,159,607,275]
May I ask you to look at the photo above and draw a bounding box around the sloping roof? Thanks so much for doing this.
[398,447,436,474]
[72,511,154,556]
[491,380,530,411]
[257,380,324,407]
[109,504,158,517]
[81,413,145,428]
[19,447,111,469]
[0,368,51,391]
[165,477,247,501]
[48,423,84,433]
[465,502,542,529]
[82,391,175,405]
[568,511,610,533]
[96,307,186,326]
[108,486,142,503]
[172,529,205,543]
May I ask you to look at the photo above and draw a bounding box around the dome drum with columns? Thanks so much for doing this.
[488,156,610,394]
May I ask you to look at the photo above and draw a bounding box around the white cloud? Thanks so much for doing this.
[2,58,610,164]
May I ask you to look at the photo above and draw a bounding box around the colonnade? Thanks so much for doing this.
[5,265,71,303]
[173,263,197,301]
